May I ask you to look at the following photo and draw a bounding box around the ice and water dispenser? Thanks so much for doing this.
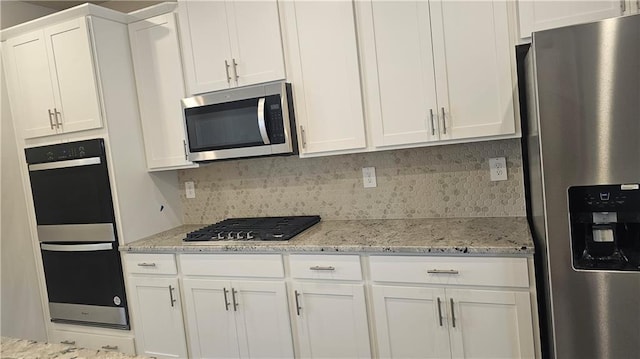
[568,184,640,271]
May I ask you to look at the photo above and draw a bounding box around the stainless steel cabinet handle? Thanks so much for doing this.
[441,107,447,134]
[60,340,76,345]
[231,288,238,311]
[225,60,231,83]
[101,345,118,350]
[183,139,188,161]
[427,269,459,274]
[223,287,230,311]
[232,58,239,81]
[169,285,176,307]
[300,126,307,149]
[309,266,335,271]
[429,109,435,136]
[137,262,156,267]
[54,108,62,129]
[257,98,270,145]
[621,0,626,12]
[437,297,443,326]
[41,243,112,252]
[450,298,456,328]
[294,290,302,316]
[48,109,55,129]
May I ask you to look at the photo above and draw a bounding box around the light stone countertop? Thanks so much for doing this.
[121,217,534,255]
[0,337,148,359]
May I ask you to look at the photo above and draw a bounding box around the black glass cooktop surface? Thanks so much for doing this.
[184,216,321,242]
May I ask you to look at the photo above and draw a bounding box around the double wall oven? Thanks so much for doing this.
[26,139,129,329]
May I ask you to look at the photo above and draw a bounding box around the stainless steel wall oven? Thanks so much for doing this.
[26,139,129,329]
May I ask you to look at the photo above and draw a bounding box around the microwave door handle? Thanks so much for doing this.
[257,97,270,145]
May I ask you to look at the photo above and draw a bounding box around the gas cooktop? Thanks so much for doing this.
[183,216,321,242]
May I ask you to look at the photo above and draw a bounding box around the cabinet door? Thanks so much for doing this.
[178,0,233,95]
[281,1,366,155]
[371,285,451,359]
[446,289,535,359]
[292,282,371,358]
[361,1,440,147]
[227,0,286,88]
[233,281,294,358]
[128,13,195,170]
[3,29,58,138]
[430,0,516,140]
[44,17,103,134]
[519,1,624,38]
[128,276,188,359]
[182,279,240,359]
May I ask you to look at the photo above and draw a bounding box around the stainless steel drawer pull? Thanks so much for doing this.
[169,285,176,307]
[101,345,118,350]
[231,288,239,311]
[223,287,230,311]
[60,340,76,345]
[300,125,307,149]
[232,58,239,80]
[225,60,231,83]
[450,298,456,328]
[294,290,302,316]
[436,297,443,326]
[309,266,335,271]
[48,109,55,130]
[427,269,459,274]
[441,107,447,134]
[137,262,156,267]
[429,109,435,136]
[54,108,62,128]
[183,139,188,161]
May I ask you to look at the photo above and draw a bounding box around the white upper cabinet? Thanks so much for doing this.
[3,17,103,139]
[431,0,516,140]
[281,0,367,155]
[361,1,440,147]
[177,0,285,95]
[358,0,516,150]
[518,1,625,38]
[128,12,196,171]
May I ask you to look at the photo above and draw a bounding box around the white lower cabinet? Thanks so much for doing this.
[370,256,537,359]
[125,253,188,359]
[127,276,188,358]
[291,282,371,359]
[289,254,371,358]
[371,286,451,358]
[182,278,294,359]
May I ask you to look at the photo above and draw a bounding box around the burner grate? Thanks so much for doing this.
[184,216,321,242]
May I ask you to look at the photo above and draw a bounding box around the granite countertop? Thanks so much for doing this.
[0,337,147,359]
[121,217,534,255]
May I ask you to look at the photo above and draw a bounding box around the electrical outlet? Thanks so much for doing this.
[185,181,196,198]
[489,157,508,181]
[362,167,377,188]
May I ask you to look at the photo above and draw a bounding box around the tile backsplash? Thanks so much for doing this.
[179,139,525,224]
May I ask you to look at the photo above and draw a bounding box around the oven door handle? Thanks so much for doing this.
[28,157,101,171]
[41,243,113,252]
[257,97,270,145]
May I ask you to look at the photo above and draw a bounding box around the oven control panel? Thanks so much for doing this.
[25,139,106,164]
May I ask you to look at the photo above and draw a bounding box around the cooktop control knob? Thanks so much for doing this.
[246,231,254,240]
[217,232,225,240]
[227,232,235,240]
[236,231,244,240]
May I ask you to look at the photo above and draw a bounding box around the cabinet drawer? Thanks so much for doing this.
[369,256,529,288]
[289,255,362,281]
[124,253,177,275]
[180,254,284,278]
[49,330,135,355]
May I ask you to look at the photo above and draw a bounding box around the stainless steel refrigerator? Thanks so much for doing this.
[524,14,640,359]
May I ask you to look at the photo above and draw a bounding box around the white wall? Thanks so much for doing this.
[0,63,47,341]
[0,1,55,29]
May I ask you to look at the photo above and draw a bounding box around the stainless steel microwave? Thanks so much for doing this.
[182,81,297,162]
